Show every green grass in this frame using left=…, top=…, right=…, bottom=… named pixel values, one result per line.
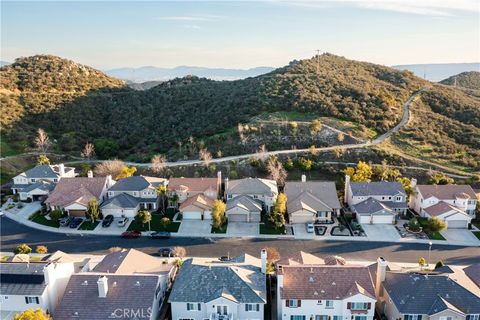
left=78, top=220, right=100, bottom=230
left=127, top=214, right=180, bottom=232
left=211, top=223, right=227, bottom=234
left=259, top=223, right=285, bottom=235
left=418, top=218, right=446, bottom=241
left=29, top=211, right=60, bottom=228
left=473, top=231, right=480, bottom=240
left=0, top=139, right=25, bottom=157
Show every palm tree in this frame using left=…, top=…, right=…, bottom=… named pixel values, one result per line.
left=155, top=185, right=168, bottom=214
left=138, top=209, right=152, bottom=232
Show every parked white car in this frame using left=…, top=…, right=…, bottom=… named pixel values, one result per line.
left=306, top=223, right=314, bottom=233
left=117, top=217, right=129, bottom=227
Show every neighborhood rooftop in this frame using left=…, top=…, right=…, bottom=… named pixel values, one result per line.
left=168, top=177, right=219, bottom=191
left=227, top=178, right=277, bottom=195
left=45, top=176, right=109, bottom=207
left=0, top=262, right=47, bottom=296
left=108, top=175, right=165, bottom=191
left=285, top=181, right=341, bottom=210
left=350, top=181, right=406, bottom=196
left=93, top=248, right=173, bottom=274
left=416, top=184, right=477, bottom=199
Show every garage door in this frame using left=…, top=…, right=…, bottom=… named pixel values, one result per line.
left=69, top=210, right=86, bottom=217
left=446, top=220, right=467, bottom=229
left=182, top=211, right=202, bottom=220
left=372, top=215, right=394, bottom=224
left=228, top=213, right=248, bottom=222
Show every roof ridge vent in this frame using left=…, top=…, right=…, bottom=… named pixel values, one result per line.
left=309, top=276, right=315, bottom=282
left=135, top=281, right=140, bottom=287
left=82, top=280, right=88, bottom=286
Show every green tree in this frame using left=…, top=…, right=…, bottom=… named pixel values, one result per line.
left=429, top=172, right=454, bottom=185
left=418, top=257, right=426, bottom=270
left=211, top=200, right=227, bottom=229
left=117, top=166, right=137, bottom=180
left=284, top=157, right=294, bottom=171
left=289, top=121, right=298, bottom=135
left=14, top=244, right=32, bottom=254
left=408, top=218, right=421, bottom=232
left=14, top=309, right=51, bottom=320
left=428, top=217, right=447, bottom=232
left=344, top=161, right=373, bottom=182
left=80, top=164, right=92, bottom=177
left=94, top=138, right=119, bottom=159
left=155, top=185, right=168, bottom=212
left=309, top=119, right=322, bottom=135
left=397, top=177, right=413, bottom=196
left=434, top=260, right=445, bottom=269
left=36, top=155, right=50, bottom=165
left=267, top=211, right=286, bottom=230
left=298, top=157, right=313, bottom=171
left=86, top=198, right=101, bottom=222
left=137, top=209, right=152, bottom=231
left=228, top=170, right=238, bottom=179
left=49, top=209, right=63, bottom=222
left=35, top=245, right=48, bottom=254
left=161, top=217, right=171, bottom=229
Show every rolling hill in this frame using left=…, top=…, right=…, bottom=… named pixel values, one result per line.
left=440, top=71, right=480, bottom=90
left=1, top=54, right=479, bottom=172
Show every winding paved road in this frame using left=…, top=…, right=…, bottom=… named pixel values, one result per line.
left=1, top=217, right=479, bottom=264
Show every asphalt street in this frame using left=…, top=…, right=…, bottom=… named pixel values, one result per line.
left=1, top=217, right=479, bottom=264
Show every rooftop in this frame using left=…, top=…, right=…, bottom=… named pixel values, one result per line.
left=350, top=181, right=406, bottom=197
left=285, top=181, right=341, bottom=212
left=417, top=184, right=477, bottom=200
left=226, top=178, right=277, bottom=196
left=0, top=262, right=47, bottom=295
left=108, top=175, right=165, bottom=192
left=45, top=176, right=109, bottom=207
left=168, top=177, right=218, bottom=192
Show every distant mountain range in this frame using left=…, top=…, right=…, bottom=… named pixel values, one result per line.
left=105, top=65, right=275, bottom=82
left=393, top=63, right=480, bottom=82
left=0, top=61, right=11, bottom=67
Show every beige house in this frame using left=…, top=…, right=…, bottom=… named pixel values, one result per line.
left=168, top=175, right=220, bottom=204
left=179, top=194, right=215, bottom=220
left=225, top=195, right=263, bottom=222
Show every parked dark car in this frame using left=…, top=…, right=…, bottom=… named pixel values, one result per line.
left=158, top=247, right=174, bottom=257
left=149, top=231, right=171, bottom=239
left=121, top=230, right=142, bottom=238
left=102, top=215, right=114, bottom=228
left=219, top=256, right=231, bottom=262
left=69, top=218, right=83, bottom=229
left=59, top=217, right=73, bottom=227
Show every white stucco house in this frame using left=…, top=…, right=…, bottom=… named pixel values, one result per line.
left=225, top=195, right=263, bottom=222
left=409, top=184, right=477, bottom=229
left=11, top=164, right=76, bottom=201
left=169, top=252, right=267, bottom=320
left=225, top=177, right=278, bottom=211
left=0, top=258, right=75, bottom=319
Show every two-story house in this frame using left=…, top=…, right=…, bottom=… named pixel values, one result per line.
left=225, top=177, right=278, bottom=212
left=0, top=258, right=75, bottom=318
left=285, top=176, right=342, bottom=224
left=277, top=262, right=377, bottom=320
left=101, top=175, right=166, bottom=218
left=169, top=252, right=267, bottom=320
left=409, top=184, right=477, bottom=229
left=373, top=257, right=480, bottom=320
left=11, top=164, right=76, bottom=201
left=345, top=176, right=408, bottom=224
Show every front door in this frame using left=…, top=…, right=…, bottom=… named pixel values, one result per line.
left=216, top=305, right=228, bottom=315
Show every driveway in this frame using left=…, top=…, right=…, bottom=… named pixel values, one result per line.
left=292, top=224, right=315, bottom=239
left=178, top=220, right=212, bottom=236
left=227, top=222, right=259, bottom=236
left=2, top=201, right=42, bottom=219
left=441, top=229, right=480, bottom=246
left=362, top=224, right=401, bottom=242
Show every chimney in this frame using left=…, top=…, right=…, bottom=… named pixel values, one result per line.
left=224, top=177, right=229, bottom=198
left=344, top=175, right=351, bottom=204
left=261, top=249, right=267, bottom=274
left=106, top=175, right=114, bottom=187
left=217, top=171, right=222, bottom=197
left=301, top=174, right=306, bottom=183
left=375, top=257, right=387, bottom=298
left=87, top=170, right=93, bottom=178
left=97, top=276, right=108, bottom=298
left=410, top=178, right=417, bottom=189
left=59, top=163, right=65, bottom=176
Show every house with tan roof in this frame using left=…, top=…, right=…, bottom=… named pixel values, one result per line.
left=225, top=177, right=278, bottom=211
left=45, top=175, right=114, bottom=217
left=225, top=194, right=263, bottom=222
left=410, top=184, right=477, bottom=229
left=179, top=194, right=215, bottom=220
left=168, top=174, right=221, bottom=204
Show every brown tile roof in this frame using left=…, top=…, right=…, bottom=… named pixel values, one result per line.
left=46, top=177, right=108, bottom=207
left=276, top=251, right=325, bottom=267
left=93, top=249, right=174, bottom=275
left=464, top=264, right=480, bottom=288
left=168, top=177, right=218, bottom=193
left=179, top=194, right=215, bottom=211
left=280, top=265, right=375, bottom=300
left=417, top=185, right=476, bottom=200
left=423, top=201, right=467, bottom=217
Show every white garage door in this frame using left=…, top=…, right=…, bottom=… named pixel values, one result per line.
left=228, top=213, right=248, bottom=222
left=182, top=211, right=202, bottom=220
left=446, top=220, right=467, bottom=229
left=204, top=210, right=212, bottom=220
left=358, top=215, right=393, bottom=224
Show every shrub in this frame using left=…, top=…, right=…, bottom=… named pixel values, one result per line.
left=49, top=209, right=63, bottom=222
left=173, top=246, right=187, bottom=258
left=14, top=244, right=32, bottom=254
left=408, top=218, right=421, bottom=231
left=35, top=245, right=48, bottom=254
left=428, top=217, right=447, bottom=232
left=435, top=261, right=445, bottom=269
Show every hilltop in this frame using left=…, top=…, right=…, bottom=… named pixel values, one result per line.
left=1, top=54, right=479, bottom=173
left=440, top=71, right=480, bottom=90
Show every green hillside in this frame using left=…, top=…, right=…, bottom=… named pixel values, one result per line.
left=440, top=71, right=480, bottom=90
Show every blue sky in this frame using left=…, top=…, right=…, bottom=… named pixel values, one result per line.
left=1, top=1, right=479, bottom=69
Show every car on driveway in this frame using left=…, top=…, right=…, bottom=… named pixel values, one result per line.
left=117, top=217, right=129, bottom=227
left=306, top=223, right=314, bottom=233
left=149, top=231, right=171, bottom=239
left=69, top=218, right=83, bottom=229
left=59, top=217, right=73, bottom=227
left=157, top=247, right=174, bottom=257
left=102, top=215, right=114, bottom=228
left=121, top=230, right=142, bottom=238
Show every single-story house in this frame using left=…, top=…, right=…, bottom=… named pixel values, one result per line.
left=423, top=201, right=472, bottom=229
left=100, top=193, right=141, bottom=218
left=179, top=194, right=214, bottom=220
left=18, top=180, right=55, bottom=202
left=225, top=195, right=263, bottom=222
left=351, top=198, right=396, bottom=224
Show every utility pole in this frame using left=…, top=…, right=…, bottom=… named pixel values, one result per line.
left=316, top=49, right=320, bottom=74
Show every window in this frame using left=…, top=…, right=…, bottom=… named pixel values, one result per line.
left=25, top=296, right=39, bottom=304
left=396, top=196, right=402, bottom=201
left=317, top=300, right=323, bottom=305
left=317, top=211, right=327, bottom=218
left=245, top=304, right=260, bottom=312
left=404, top=315, right=422, bottom=320
left=333, top=316, right=342, bottom=320
left=382, top=196, right=385, bottom=200
left=350, top=302, right=369, bottom=310
left=355, top=317, right=367, bottom=320
left=439, top=317, right=453, bottom=320
left=325, top=300, right=334, bottom=308
left=290, top=316, right=306, bottom=320
left=253, top=195, right=259, bottom=199
left=53, top=179, right=58, bottom=182
left=315, top=316, right=328, bottom=320
left=31, top=179, right=36, bottom=183
left=227, top=194, right=232, bottom=199
left=186, top=303, right=201, bottom=311
left=286, top=300, right=301, bottom=308
left=467, top=316, right=480, bottom=320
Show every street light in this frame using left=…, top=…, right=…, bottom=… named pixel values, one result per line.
left=427, top=241, right=433, bottom=267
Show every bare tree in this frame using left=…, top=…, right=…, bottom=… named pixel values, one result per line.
left=256, top=144, right=268, bottom=162
left=199, top=148, right=212, bottom=167
left=81, top=142, right=95, bottom=161
left=151, top=154, right=167, bottom=174
left=238, top=123, right=247, bottom=145
left=266, top=156, right=288, bottom=186
left=173, top=246, right=187, bottom=258
left=34, top=128, right=51, bottom=154
left=94, top=159, right=125, bottom=178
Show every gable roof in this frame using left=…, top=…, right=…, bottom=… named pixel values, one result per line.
left=20, top=164, right=75, bottom=179
left=21, top=180, right=55, bottom=193
left=280, top=265, right=376, bottom=300
left=417, top=184, right=476, bottom=200
left=383, top=272, right=480, bottom=315
left=93, top=249, right=174, bottom=275
left=46, top=177, right=108, bottom=207
left=179, top=194, right=215, bottom=211
left=168, top=177, right=218, bottom=193
left=226, top=195, right=263, bottom=212
left=423, top=201, right=470, bottom=218
left=227, top=178, right=277, bottom=196
left=464, top=264, right=480, bottom=288
left=276, top=251, right=325, bottom=267
left=352, top=198, right=394, bottom=215
left=169, top=255, right=266, bottom=304
left=285, top=181, right=341, bottom=212
left=54, top=273, right=159, bottom=320
left=350, top=181, right=406, bottom=197
left=108, top=175, right=165, bottom=192
left=0, top=262, right=47, bottom=295
left=100, top=193, right=140, bottom=209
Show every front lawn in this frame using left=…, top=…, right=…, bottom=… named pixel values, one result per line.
left=78, top=220, right=100, bottom=230
left=473, top=231, right=480, bottom=240
left=29, top=211, right=59, bottom=228
left=418, top=218, right=446, bottom=240
left=127, top=215, right=180, bottom=232
left=260, top=223, right=285, bottom=235
left=211, top=223, right=228, bottom=234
